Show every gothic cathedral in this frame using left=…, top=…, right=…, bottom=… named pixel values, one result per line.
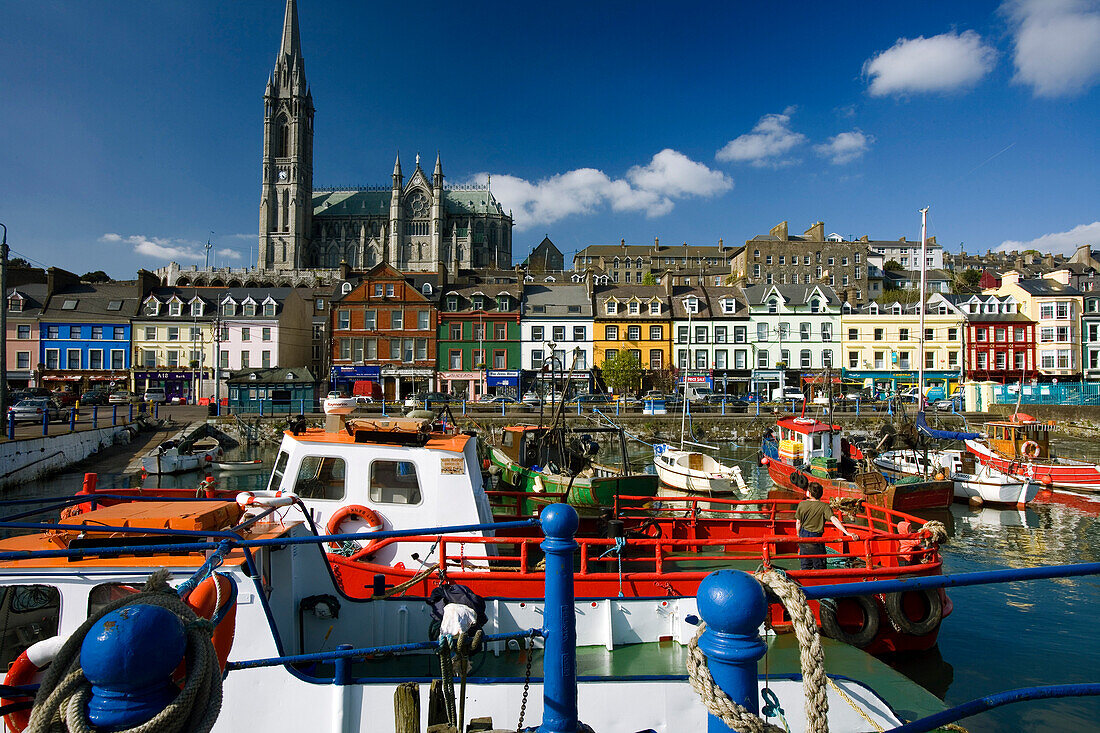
left=258, top=0, right=513, bottom=274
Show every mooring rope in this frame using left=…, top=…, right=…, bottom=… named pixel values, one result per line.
left=687, top=569, right=829, bottom=733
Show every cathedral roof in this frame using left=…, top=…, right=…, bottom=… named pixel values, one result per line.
left=311, top=188, right=509, bottom=219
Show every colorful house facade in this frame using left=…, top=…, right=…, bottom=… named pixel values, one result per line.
left=743, top=284, right=841, bottom=397
left=593, top=285, right=671, bottom=392
left=437, top=284, right=522, bottom=399
left=520, top=283, right=595, bottom=396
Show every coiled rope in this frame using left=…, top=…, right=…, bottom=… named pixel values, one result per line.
left=687, top=569, right=829, bottom=733
left=26, top=569, right=222, bottom=733
left=920, top=520, right=948, bottom=545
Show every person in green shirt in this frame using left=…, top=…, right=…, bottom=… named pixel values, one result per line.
left=795, top=482, right=856, bottom=570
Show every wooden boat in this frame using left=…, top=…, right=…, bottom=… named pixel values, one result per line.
left=488, top=424, right=659, bottom=514
left=966, top=413, right=1100, bottom=492
left=873, top=448, right=1039, bottom=507
left=0, top=498, right=949, bottom=732
left=140, top=437, right=222, bottom=475
left=761, top=416, right=954, bottom=512
left=652, top=443, right=746, bottom=498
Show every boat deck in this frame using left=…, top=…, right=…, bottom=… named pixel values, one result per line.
left=308, top=634, right=946, bottom=723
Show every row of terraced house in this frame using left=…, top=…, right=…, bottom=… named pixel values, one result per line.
left=5, top=257, right=1099, bottom=405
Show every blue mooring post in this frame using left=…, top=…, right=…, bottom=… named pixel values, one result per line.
left=81, top=604, right=186, bottom=729
left=92, top=406, right=98, bottom=429
left=259, top=400, right=264, bottom=417
left=69, top=408, right=76, bottom=432
left=539, top=503, right=580, bottom=733
left=112, top=405, right=118, bottom=426
left=696, top=570, right=769, bottom=731
left=42, top=409, right=48, bottom=436
left=154, top=402, right=159, bottom=419
left=6, top=412, right=14, bottom=440
left=333, top=643, right=353, bottom=685
left=128, top=403, right=133, bottom=422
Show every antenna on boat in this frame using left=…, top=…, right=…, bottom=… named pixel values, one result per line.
left=918, top=206, right=930, bottom=477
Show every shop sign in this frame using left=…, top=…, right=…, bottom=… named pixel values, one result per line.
left=440, top=371, right=481, bottom=380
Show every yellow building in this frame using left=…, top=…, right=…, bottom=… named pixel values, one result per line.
left=983, top=270, right=1083, bottom=379
left=840, top=295, right=963, bottom=393
left=593, top=286, right=671, bottom=388
left=132, top=290, right=220, bottom=401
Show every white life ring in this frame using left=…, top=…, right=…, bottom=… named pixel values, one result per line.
left=2, top=636, right=65, bottom=732
left=235, top=490, right=299, bottom=509
left=1021, top=440, right=1040, bottom=459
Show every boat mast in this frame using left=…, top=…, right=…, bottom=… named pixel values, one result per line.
left=680, top=301, right=691, bottom=450
left=918, top=206, right=929, bottom=410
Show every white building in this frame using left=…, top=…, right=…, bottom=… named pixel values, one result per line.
left=520, top=283, right=594, bottom=394
left=743, top=284, right=841, bottom=396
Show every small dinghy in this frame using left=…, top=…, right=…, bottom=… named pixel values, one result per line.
left=211, top=459, right=266, bottom=472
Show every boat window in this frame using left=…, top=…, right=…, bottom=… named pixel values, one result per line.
left=369, top=460, right=423, bottom=505
left=267, top=451, right=290, bottom=492
left=88, top=583, right=138, bottom=618
left=293, top=456, right=347, bottom=500
left=0, top=585, right=61, bottom=666
left=502, top=431, right=514, bottom=448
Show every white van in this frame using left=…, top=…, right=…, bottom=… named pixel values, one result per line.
left=681, top=384, right=714, bottom=403
left=143, top=388, right=167, bottom=404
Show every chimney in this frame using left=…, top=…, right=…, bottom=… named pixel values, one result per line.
left=718, top=238, right=724, bottom=252
left=339, top=260, right=352, bottom=280
left=621, top=238, right=626, bottom=248
left=769, top=221, right=788, bottom=240
left=46, top=267, right=80, bottom=297
left=927, top=235, right=937, bottom=246
left=804, top=221, right=824, bottom=241
left=654, top=237, right=659, bottom=248
left=135, top=269, right=160, bottom=298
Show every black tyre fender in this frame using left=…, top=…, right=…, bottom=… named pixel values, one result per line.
left=791, top=471, right=808, bottom=490
left=818, top=595, right=880, bottom=648
left=884, top=589, right=943, bottom=636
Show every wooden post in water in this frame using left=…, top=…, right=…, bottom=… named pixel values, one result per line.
left=394, top=682, right=420, bottom=733
left=426, top=679, right=448, bottom=727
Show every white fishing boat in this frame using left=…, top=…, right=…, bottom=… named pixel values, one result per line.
left=873, top=449, right=1038, bottom=507
left=652, top=443, right=746, bottom=497
left=140, top=437, right=222, bottom=475
left=210, top=459, right=266, bottom=472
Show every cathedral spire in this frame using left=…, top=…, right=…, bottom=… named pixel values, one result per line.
left=393, top=153, right=402, bottom=181
left=279, top=0, right=302, bottom=61
left=433, top=152, right=444, bottom=189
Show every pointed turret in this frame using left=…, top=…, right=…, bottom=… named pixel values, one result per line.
left=392, top=153, right=403, bottom=188
left=279, top=0, right=302, bottom=61
left=433, top=152, right=444, bottom=188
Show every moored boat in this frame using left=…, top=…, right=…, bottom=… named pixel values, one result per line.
left=140, top=437, right=222, bottom=475
left=761, top=416, right=954, bottom=512
left=966, top=413, right=1100, bottom=492
left=874, top=448, right=1039, bottom=507
left=652, top=443, right=746, bottom=503
left=210, top=459, right=266, bottom=472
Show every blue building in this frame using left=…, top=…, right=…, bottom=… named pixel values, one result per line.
left=37, top=275, right=143, bottom=395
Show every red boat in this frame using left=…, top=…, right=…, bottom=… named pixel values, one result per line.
left=966, top=413, right=1100, bottom=492
left=761, top=416, right=954, bottom=512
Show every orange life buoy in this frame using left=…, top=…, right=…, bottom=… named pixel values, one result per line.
left=326, top=504, right=385, bottom=554
left=181, top=574, right=236, bottom=673
left=1021, top=440, right=1040, bottom=459
left=2, top=637, right=64, bottom=733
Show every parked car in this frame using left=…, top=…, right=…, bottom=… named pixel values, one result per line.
left=474, top=395, right=521, bottom=406
left=743, top=392, right=767, bottom=403
left=568, top=393, right=611, bottom=405
left=771, top=386, right=805, bottom=402
left=108, top=391, right=134, bottom=405
left=143, top=388, right=167, bottom=404
left=404, top=392, right=454, bottom=409
left=520, top=391, right=543, bottom=406
left=52, top=391, right=78, bottom=407
left=612, top=394, right=641, bottom=408
left=8, top=398, right=63, bottom=423
left=933, top=395, right=964, bottom=412
left=80, top=390, right=109, bottom=406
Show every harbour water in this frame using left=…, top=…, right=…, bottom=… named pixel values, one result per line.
left=9, top=436, right=1100, bottom=731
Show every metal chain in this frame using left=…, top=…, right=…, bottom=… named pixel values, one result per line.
left=516, top=633, right=535, bottom=732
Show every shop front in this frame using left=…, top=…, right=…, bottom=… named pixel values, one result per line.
left=486, top=369, right=521, bottom=398
left=439, top=370, right=483, bottom=400
left=842, top=369, right=962, bottom=396
left=329, top=365, right=382, bottom=398
left=380, top=365, right=435, bottom=402
left=712, top=370, right=752, bottom=397
left=133, top=369, right=211, bottom=403
left=751, top=368, right=798, bottom=398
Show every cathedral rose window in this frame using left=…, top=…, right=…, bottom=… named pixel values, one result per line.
left=405, top=191, right=430, bottom=219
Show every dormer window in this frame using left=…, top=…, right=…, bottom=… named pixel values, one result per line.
left=810, top=299, right=821, bottom=314
left=606, top=301, right=618, bottom=315
left=221, top=301, right=236, bottom=316
left=721, top=299, right=735, bottom=314
left=421, top=283, right=433, bottom=296
left=263, top=302, right=276, bottom=317
left=684, top=297, right=698, bottom=314
left=242, top=300, right=257, bottom=317
left=190, top=301, right=204, bottom=317
left=628, top=301, right=640, bottom=315
left=144, top=300, right=160, bottom=316
left=892, top=304, right=902, bottom=315
left=649, top=301, right=660, bottom=315
left=498, top=295, right=509, bottom=310
left=473, top=297, right=484, bottom=310
left=447, top=296, right=459, bottom=311
left=168, top=301, right=182, bottom=317
left=868, top=303, right=879, bottom=314
left=8, top=295, right=23, bottom=313
left=341, top=282, right=352, bottom=295
left=842, top=302, right=853, bottom=314
left=768, top=298, right=778, bottom=314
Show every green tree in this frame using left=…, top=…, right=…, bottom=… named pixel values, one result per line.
left=877, top=287, right=921, bottom=305
left=960, top=268, right=981, bottom=287
left=81, top=270, right=111, bottom=282
left=601, top=351, right=643, bottom=395
left=884, top=259, right=903, bottom=271
left=650, top=365, right=679, bottom=395
left=8, top=257, right=33, bottom=268
left=641, top=271, right=657, bottom=285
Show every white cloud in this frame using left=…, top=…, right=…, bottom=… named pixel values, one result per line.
left=997, top=221, right=1100, bottom=255
left=863, top=31, right=997, bottom=96
left=715, top=110, right=806, bottom=167
left=477, top=149, right=732, bottom=230
left=1004, top=0, right=1100, bottom=97
left=814, top=130, right=874, bottom=164
left=100, top=232, right=237, bottom=262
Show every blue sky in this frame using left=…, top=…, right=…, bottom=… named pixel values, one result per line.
left=2, top=0, right=1099, bottom=277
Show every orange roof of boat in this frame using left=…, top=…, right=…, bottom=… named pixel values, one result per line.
left=0, top=501, right=293, bottom=570
left=285, top=425, right=472, bottom=453
left=777, top=417, right=841, bottom=434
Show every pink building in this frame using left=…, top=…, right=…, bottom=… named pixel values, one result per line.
left=5, top=284, right=47, bottom=388
left=216, top=289, right=312, bottom=373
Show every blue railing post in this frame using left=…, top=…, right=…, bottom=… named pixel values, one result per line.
left=42, top=409, right=49, bottom=436
left=696, top=570, right=769, bottom=730
left=463, top=399, right=467, bottom=416
left=259, top=401, right=264, bottom=417
left=92, top=406, right=98, bottom=429
left=112, top=405, right=118, bottom=426
left=128, top=403, right=133, bottom=422
left=856, top=398, right=860, bottom=417
left=722, top=399, right=726, bottom=416
left=501, top=399, right=506, bottom=417
left=381, top=399, right=387, bottom=417
left=333, top=644, right=353, bottom=685
left=7, top=412, right=14, bottom=440
left=539, top=503, right=580, bottom=733
left=154, top=402, right=159, bottom=419
left=69, top=407, right=76, bottom=432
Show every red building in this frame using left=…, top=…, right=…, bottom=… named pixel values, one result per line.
left=330, top=264, right=442, bottom=400
left=960, top=294, right=1037, bottom=383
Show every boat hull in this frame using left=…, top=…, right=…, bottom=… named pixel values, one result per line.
left=966, top=439, right=1100, bottom=492
left=491, top=448, right=658, bottom=513
left=766, top=459, right=953, bottom=512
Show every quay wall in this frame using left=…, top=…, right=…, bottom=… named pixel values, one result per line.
left=0, top=424, right=139, bottom=490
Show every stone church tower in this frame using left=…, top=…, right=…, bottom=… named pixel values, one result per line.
left=258, top=0, right=314, bottom=271
left=256, top=0, right=512, bottom=274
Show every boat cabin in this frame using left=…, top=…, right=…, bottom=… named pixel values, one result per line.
left=772, top=417, right=843, bottom=467
left=984, top=414, right=1053, bottom=460
left=266, top=417, right=492, bottom=566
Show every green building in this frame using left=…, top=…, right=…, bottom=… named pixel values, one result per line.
left=438, top=284, right=523, bottom=399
